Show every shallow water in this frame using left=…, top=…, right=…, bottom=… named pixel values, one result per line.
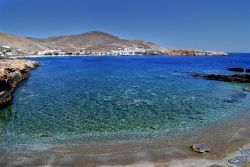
left=0, top=54, right=250, bottom=150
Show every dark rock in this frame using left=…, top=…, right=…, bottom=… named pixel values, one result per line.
left=228, top=68, right=244, bottom=72
left=223, top=92, right=247, bottom=103
left=190, top=144, right=210, bottom=153
left=245, top=69, right=250, bottom=73
left=150, top=124, right=160, bottom=130
left=239, top=148, right=250, bottom=156
left=0, top=79, right=10, bottom=92
left=228, top=155, right=248, bottom=166
left=0, top=91, right=12, bottom=109
left=192, top=74, right=250, bottom=83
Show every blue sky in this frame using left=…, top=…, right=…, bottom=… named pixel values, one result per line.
left=0, top=0, right=249, bottom=52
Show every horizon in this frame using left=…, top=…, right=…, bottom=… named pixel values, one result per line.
left=0, top=0, right=250, bottom=52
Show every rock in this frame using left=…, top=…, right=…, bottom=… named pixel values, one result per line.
left=192, top=74, right=250, bottom=83
left=150, top=124, right=160, bottom=130
left=206, top=165, right=223, bottom=167
left=190, top=144, right=210, bottom=153
left=239, top=148, right=250, bottom=156
left=0, top=79, right=9, bottom=92
left=244, top=86, right=250, bottom=92
left=0, top=91, right=12, bottom=109
left=224, top=92, right=247, bottom=103
left=245, top=69, right=250, bottom=73
left=25, top=61, right=39, bottom=69
left=168, top=49, right=227, bottom=56
left=0, top=59, right=38, bottom=110
left=228, top=68, right=244, bottom=72
left=228, top=155, right=248, bottom=166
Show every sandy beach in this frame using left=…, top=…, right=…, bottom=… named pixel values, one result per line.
left=1, top=106, right=250, bottom=167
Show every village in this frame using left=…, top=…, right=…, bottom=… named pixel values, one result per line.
left=0, top=45, right=227, bottom=58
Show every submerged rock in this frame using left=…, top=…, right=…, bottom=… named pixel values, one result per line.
left=224, top=92, right=247, bottom=103
left=228, top=155, right=248, bottom=166
left=228, top=68, right=244, bottom=72
left=150, top=124, right=160, bottom=130
left=190, top=144, right=210, bottom=153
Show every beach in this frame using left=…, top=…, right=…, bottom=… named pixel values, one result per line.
left=1, top=106, right=250, bottom=166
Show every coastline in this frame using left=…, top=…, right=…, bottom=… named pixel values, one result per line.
left=15, top=53, right=228, bottom=59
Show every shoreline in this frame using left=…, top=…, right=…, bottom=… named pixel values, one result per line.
left=1, top=105, right=250, bottom=166
left=15, top=54, right=229, bottom=59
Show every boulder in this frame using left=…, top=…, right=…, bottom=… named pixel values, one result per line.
left=0, top=79, right=9, bottom=92
left=190, top=144, right=210, bottom=153
left=228, top=68, right=244, bottom=72
left=228, top=155, right=248, bottom=166
left=150, top=124, right=160, bottom=130
left=25, top=61, right=39, bottom=69
left=239, top=148, right=250, bottom=156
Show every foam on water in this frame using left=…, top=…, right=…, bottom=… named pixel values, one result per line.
left=0, top=54, right=250, bottom=149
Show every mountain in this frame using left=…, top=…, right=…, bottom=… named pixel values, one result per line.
left=27, top=31, right=164, bottom=52
left=0, top=31, right=227, bottom=56
left=0, top=31, right=163, bottom=52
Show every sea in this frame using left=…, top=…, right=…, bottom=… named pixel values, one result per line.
left=0, top=53, right=250, bottom=151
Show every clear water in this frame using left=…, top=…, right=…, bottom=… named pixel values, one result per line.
left=0, top=53, right=250, bottom=148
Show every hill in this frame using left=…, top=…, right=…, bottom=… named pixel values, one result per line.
left=27, top=31, right=163, bottom=51
left=0, top=31, right=226, bottom=56
left=0, top=33, right=48, bottom=51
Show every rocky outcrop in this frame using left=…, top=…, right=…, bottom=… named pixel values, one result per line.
left=167, top=49, right=227, bottom=56
left=0, top=59, right=38, bottom=109
left=227, top=67, right=250, bottom=73
left=192, top=74, right=250, bottom=83
left=192, top=74, right=250, bottom=92
left=228, top=68, right=244, bottom=72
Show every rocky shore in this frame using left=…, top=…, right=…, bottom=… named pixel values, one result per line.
left=192, top=74, right=250, bottom=83
left=192, top=67, right=250, bottom=92
left=0, top=58, right=38, bottom=109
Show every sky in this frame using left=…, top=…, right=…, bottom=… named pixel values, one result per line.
left=0, top=0, right=249, bottom=52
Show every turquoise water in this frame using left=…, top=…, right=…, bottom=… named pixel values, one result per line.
left=0, top=54, right=250, bottom=148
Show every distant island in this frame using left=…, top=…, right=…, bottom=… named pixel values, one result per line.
left=0, top=31, right=227, bottom=57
